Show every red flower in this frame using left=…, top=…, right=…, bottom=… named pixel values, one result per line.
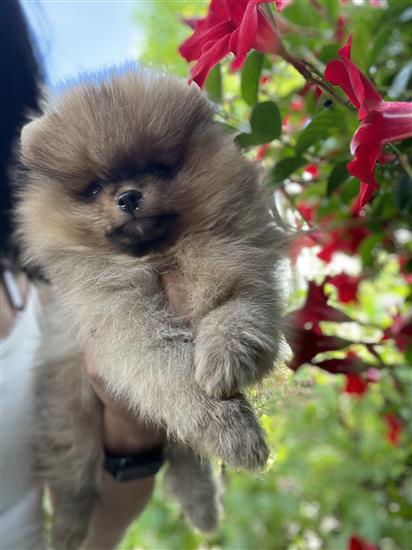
left=273, top=0, right=291, bottom=9
left=303, top=164, right=319, bottom=180
left=296, top=201, right=316, bottom=224
left=256, top=143, right=270, bottom=160
left=345, top=373, right=369, bottom=395
left=384, top=413, right=402, bottom=446
left=313, top=353, right=365, bottom=375
left=399, top=255, right=412, bottom=284
left=348, top=535, right=378, bottom=550
left=335, top=15, right=347, bottom=42
left=179, top=0, right=285, bottom=87
left=287, top=281, right=354, bottom=369
left=325, top=36, right=412, bottom=212
left=290, top=95, right=304, bottom=112
left=383, top=314, right=412, bottom=352
left=327, top=273, right=361, bottom=303
left=287, top=326, right=351, bottom=370
left=260, top=74, right=271, bottom=85
left=294, top=280, right=353, bottom=332
left=289, top=234, right=318, bottom=263
left=317, top=223, right=368, bottom=263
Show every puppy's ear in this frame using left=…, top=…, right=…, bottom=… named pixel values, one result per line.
left=20, top=117, right=46, bottom=169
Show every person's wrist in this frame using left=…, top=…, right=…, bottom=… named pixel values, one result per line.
left=102, top=409, right=165, bottom=456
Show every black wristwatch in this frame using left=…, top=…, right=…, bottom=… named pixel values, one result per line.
left=104, top=446, right=164, bottom=482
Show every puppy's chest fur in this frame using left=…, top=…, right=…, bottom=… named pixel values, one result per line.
left=52, top=237, right=241, bottom=345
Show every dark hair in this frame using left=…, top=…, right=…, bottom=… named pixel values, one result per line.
left=0, top=1, right=42, bottom=259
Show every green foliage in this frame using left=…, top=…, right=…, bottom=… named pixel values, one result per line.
left=241, top=51, right=264, bottom=107
left=205, top=64, right=223, bottom=104
left=120, top=365, right=411, bottom=550
left=124, top=1, right=412, bottom=548
left=271, top=157, right=307, bottom=185
left=327, top=162, right=351, bottom=196
left=295, top=107, right=344, bottom=156
left=236, top=101, right=281, bottom=147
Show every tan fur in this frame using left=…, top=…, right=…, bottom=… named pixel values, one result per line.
left=15, top=67, right=286, bottom=548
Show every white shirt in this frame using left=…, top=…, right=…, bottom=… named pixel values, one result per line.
left=1, top=287, right=45, bottom=549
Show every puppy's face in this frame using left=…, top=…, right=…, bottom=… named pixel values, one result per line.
left=18, top=69, right=258, bottom=260
left=78, top=163, right=179, bottom=256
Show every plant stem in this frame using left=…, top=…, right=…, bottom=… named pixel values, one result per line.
left=281, top=51, right=353, bottom=110
left=388, top=144, right=412, bottom=179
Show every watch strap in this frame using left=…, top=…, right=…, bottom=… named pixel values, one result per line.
left=104, top=445, right=164, bottom=482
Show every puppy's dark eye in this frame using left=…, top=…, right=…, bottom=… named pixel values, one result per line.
left=148, top=163, right=174, bottom=179
left=84, top=181, right=104, bottom=198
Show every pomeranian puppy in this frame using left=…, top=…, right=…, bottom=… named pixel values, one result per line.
left=16, top=67, right=285, bottom=548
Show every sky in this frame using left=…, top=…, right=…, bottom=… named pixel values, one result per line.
left=22, top=1, right=144, bottom=87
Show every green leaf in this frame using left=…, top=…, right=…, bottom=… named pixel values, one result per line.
left=318, top=43, right=340, bottom=64
left=327, top=162, right=350, bottom=196
left=340, top=177, right=360, bottom=203
left=369, top=26, right=392, bottom=66
left=270, top=157, right=306, bottom=185
left=205, top=64, right=222, bottom=104
left=296, top=108, right=341, bottom=155
left=250, top=101, right=281, bottom=139
left=241, top=51, right=264, bottom=107
left=358, top=234, right=383, bottom=267
left=236, top=101, right=281, bottom=147
left=235, top=133, right=265, bottom=147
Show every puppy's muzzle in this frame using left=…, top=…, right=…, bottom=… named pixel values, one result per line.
left=117, top=190, right=142, bottom=214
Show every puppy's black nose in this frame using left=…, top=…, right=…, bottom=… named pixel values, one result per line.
left=117, top=190, right=142, bottom=213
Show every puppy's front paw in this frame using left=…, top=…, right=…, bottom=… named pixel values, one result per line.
left=194, top=329, right=263, bottom=399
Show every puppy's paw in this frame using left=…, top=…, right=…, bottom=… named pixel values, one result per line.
left=194, top=329, right=263, bottom=399
left=199, top=396, right=269, bottom=471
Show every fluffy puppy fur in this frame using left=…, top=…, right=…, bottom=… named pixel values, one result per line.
left=16, top=67, right=285, bottom=548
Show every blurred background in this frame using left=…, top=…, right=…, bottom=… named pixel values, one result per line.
left=21, top=1, right=411, bottom=549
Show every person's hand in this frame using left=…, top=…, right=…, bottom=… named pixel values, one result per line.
left=85, top=343, right=165, bottom=455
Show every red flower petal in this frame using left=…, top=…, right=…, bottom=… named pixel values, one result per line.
left=235, top=0, right=259, bottom=57
left=296, top=201, right=315, bottom=224
left=274, top=0, right=291, bottom=9
left=327, top=273, right=361, bottom=303
left=313, top=353, right=365, bottom=375
left=189, top=35, right=232, bottom=88
left=335, top=15, right=347, bottom=42
left=287, top=326, right=351, bottom=370
left=289, top=234, right=318, bottom=263
left=317, top=224, right=368, bottom=263
left=303, top=163, right=319, bottom=179
left=336, top=36, right=382, bottom=119
left=384, top=314, right=412, bottom=352
left=345, top=373, right=369, bottom=395
left=256, top=143, right=270, bottom=160
left=348, top=535, right=379, bottom=550
left=294, top=280, right=353, bottom=328
left=384, top=413, right=402, bottom=446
